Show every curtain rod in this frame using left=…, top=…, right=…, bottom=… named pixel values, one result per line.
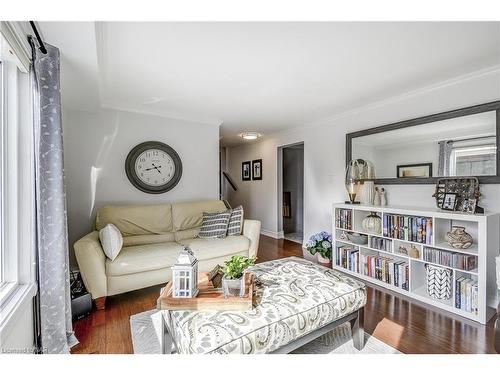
left=29, top=21, right=47, bottom=54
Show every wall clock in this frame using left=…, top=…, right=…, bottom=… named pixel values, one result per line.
left=125, top=141, right=182, bottom=194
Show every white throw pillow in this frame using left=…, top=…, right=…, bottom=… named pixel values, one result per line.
left=99, top=223, right=123, bottom=261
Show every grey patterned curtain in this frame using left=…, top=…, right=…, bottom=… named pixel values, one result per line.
left=437, top=140, right=454, bottom=176
left=31, top=40, right=78, bottom=353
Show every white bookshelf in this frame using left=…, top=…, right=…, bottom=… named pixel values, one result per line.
left=332, top=203, right=499, bottom=324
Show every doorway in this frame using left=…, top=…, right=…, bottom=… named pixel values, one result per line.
left=278, top=142, right=304, bottom=244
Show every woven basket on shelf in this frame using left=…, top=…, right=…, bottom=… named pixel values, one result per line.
left=426, top=264, right=452, bottom=300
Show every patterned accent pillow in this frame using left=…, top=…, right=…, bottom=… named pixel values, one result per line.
left=198, top=211, right=231, bottom=238
left=227, top=205, right=244, bottom=236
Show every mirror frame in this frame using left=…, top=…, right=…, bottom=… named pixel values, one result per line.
left=346, top=100, right=500, bottom=184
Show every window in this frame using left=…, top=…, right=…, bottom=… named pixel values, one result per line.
left=449, top=143, right=497, bottom=177
left=0, top=31, right=35, bottom=310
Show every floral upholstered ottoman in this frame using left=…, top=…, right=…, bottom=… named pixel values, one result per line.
left=160, top=257, right=366, bottom=354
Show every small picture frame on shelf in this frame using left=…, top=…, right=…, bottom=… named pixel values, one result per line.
left=460, top=198, right=477, bottom=214
left=441, top=193, right=458, bottom=211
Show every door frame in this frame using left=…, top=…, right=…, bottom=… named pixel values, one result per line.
left=277, top=141, right=304, bottom=240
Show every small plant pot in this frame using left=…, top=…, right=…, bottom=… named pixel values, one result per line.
left=317, top=254, right=331, bottom=267
left=302, top=246, right=318, bottom=263
left=222, top=275, right=245, bottom=298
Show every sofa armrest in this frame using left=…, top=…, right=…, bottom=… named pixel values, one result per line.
left=243, top=219, right=261, bottom=258
left=74, top=231, right=107, bottom=299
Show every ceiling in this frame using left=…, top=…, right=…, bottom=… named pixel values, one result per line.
left=38, top=22, right=500, bottom=146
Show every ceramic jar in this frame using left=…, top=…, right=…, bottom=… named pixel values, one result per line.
left=446, top=226, right=473, bottom=249
left=362, top=212, right=382, bottom=234
left=360, top=181, right=375, bottom=205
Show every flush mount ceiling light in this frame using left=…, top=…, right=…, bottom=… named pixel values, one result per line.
left=240, top=132, right=261, bottom=140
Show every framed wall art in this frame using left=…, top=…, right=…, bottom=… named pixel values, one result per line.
left=252, top=159, right=262, bottom=180
left=242, top=161, right=251, bottom=181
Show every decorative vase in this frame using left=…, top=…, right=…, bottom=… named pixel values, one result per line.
left=446, top=226, right=473, bottom=249
left=360, top=181, right=375, bottom=205
left=222, top=275, right=245, bottom=298
left=302, top=246, right=318, bottom=263
left=317, top=254, right=331, bottom=267
left=409, top=245, right=420, bottom=259
left=362, top=212, right=382, bottom=234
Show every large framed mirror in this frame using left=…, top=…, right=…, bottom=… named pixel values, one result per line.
left=346, top=101, right=500, bottom=184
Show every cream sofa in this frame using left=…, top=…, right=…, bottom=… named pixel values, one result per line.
left=74, top=200, right=261, bottom=309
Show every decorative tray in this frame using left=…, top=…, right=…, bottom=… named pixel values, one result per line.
left=157, top=272, right=253, bottom=311
left=433, top=177, right=481, bottom=212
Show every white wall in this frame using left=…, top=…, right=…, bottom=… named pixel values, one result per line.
left=227, top=68, right=500, bottom=241
left=63, top=109, right=220, bottom=264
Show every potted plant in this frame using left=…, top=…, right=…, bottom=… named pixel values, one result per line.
left=222, top=255, right=256, bottom=298
left=304, top=231, right=332, bottom=267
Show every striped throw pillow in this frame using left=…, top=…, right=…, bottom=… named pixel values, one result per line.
left=198, top=211, right=231, bottom=238
left=227, top=205, right=244, bottom=236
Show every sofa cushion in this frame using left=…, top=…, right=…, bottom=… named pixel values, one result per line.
left=96, top=204, right=173, bottom=236
left=98, top=223, right=123, bottom=261
left=122, top=233, right=175, bottom=247
left=171, top=200, right=227, bottom=232
left=198, top=211, right=231, bottom=239
left=106, top=241, right=181, bottom=276
left=178, top=236, right=250, bottom=261
left=174, top=227, right=201, bottom=242
left=227, top=205, right=244, bottom=236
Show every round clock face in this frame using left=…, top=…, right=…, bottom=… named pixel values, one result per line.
left=135, top=149, right=175, bottom=186
left=125, top=142, right=182, bottom=194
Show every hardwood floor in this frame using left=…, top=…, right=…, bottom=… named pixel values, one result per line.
left=71, top=235, right=497, bottom=354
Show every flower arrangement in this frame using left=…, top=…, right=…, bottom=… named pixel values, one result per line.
left=305, top=231, right=332, bottom=259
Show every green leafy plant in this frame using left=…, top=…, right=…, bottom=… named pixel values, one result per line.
left=223, top=255, right=256, bottom=279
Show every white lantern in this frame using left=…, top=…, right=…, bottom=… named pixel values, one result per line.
left=172, top=246, right=199, bottom=298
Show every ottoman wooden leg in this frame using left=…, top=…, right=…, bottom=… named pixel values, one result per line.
left=350, top=307, right=365, bottom=350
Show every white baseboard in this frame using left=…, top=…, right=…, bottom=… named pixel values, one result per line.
left=260, top=229, right=284, bottom=239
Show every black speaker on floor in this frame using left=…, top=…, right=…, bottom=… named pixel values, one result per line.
left=70, top=271, right=92, bottom=321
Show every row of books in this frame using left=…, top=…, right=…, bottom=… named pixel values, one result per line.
left=383, top=214, right=433, bottom=244
left=335, top=209, right=352, bottom=230
left=423, top=247, right=477, bottom=271
left=360, top=254, right=409, bottom=291
left=370, top=236, right=392, bottom=252
left=335, top=245, right=359, bottom=273
left=455, top=277, right=478, bottom=314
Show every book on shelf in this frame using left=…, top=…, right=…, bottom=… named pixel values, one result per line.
left=455, top=276, right=478, bottom=314
left=423, top=247, right=477, bottom=271
left=370, top=236, right=391, bottom=252
left=335, top=245, right=359, bottom=273
left=335, top=209, right=352, bottom=230
left=383, top=214, right=433, bottom=244
left=359, top=253, right=409, bottom=291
